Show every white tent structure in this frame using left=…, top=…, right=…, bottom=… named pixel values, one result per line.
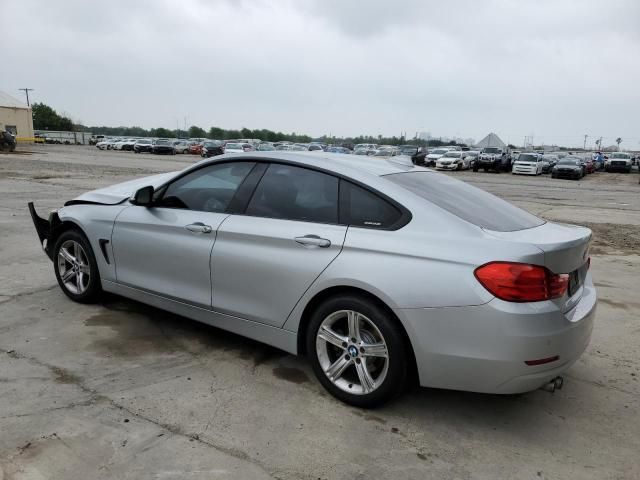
left=475, top=133, right=505, bottom=149
left=0, top=90, right=34, bottom=143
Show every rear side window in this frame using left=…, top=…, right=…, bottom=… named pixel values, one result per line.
left=340, top=181, right=402, bottom=229
left=246, top=164, right=339, bottom=223
left=386, top=172, right=545, bottom=232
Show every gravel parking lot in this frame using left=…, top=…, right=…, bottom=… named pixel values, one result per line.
left=1, top=145, right=639, bottom=480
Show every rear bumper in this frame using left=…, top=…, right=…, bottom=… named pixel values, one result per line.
left=396, top=275, right=596, bottom=394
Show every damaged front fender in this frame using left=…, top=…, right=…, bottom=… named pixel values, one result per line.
left=28, top=202, right=61, bottom=260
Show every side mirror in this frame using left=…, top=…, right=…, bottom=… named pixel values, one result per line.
left=131, top=186, right=154, bottom=207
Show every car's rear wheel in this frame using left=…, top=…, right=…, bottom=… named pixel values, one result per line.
left=306, top=295, right=408, bottom=408
left=53, top=230, right=102, bottom=304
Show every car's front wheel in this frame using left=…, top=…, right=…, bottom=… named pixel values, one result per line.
left=53, top=230, right=102, bottom=303
left=307, top=294, right=408, bottom=408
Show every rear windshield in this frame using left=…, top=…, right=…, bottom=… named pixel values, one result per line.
left=386, top=172, right=545, bottom=232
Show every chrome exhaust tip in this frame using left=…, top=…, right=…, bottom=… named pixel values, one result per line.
left=541, top=376, right=564, bottom=393
left=554, top=376, right=564, bottom=390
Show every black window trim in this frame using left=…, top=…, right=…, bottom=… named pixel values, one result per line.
left=150, top=157, right=412, bottom=230
left=151, top=160, right=259, bottom=213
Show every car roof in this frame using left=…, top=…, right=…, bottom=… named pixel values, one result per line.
left=205, top=151, right=420, bottom=180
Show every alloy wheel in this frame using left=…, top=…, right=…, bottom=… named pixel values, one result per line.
left=57, top=240, right=91, bottom=294
left=316, top=310, right=389, bottom=395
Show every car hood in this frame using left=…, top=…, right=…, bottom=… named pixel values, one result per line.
left=69, top=171, right=178, bottom=205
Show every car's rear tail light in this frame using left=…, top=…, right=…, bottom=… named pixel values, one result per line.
left=474, top=262, right=569, bottom=302
left=525, top=355, right=559, bottom=366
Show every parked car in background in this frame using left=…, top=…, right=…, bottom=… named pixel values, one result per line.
left=552, top=158, right=585, bottom=180
left=308, top=144, right=324, bottom=152
left=257, top=143, right=276, bottom=151
left=89, top=135, right=105, bottom=146
left=1, top=130, right=16, bottom=152
left=425, top=148, right=449, bottom=166
left=96, top=138, right=113, bottom=150
left=173, top=141, right=190, bottom=154
left=605, top=152, right=632, bottom=173
left=373, top=147, right=399, bottom=157
left=474, top=147, right=511, bottom=173
left=463, top=151, right=479, bottom=169
left=353, top=143, right=377, bottom=155
left=512, top=153, right=542, bottom=175
left=326, top=146, right=352, bottom=154
left=113, top=138, right=137, bottom=151
left=225, top=142, right=255, bottom=153
left=134, top=139, right=153, bottom=153
left=540, top=155, right=559, bottom=173
left=201, top=140, right=225, bottom=158
left=190, top=142, right=205, bottom=155
left=290, top=144, right=309, bottom=152
left=29, top=152, right=596, bottom=407
left=580, top=156, right=595, bottom=174
left=398, top=145, right=427, bottom=166
left=435, top=151, right=469, bottom=170
left=152, top=139, right=175, bottom=155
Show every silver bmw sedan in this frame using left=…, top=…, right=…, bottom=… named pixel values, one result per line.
left=29, top=152, right=596, bottom=407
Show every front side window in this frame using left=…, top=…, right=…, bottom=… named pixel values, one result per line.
left=246, top=164, right=338, bottom=223
left=159, top=162, right=255, bottom=212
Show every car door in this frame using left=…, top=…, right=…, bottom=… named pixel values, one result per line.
left=111, top=161, right=256, bottom=307
left=211, top=163, right=347, bottom=327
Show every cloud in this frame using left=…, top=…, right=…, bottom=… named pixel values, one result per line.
left=2, top=0, right=639, bottom=146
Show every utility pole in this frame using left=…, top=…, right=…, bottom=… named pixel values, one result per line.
left=583, top=134, right=588, bottom=151
left=19, top=88, right=34, bottom=106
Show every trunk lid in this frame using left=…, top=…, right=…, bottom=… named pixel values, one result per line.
left=484, top=221, right=591, bottom=274
left=484, top=221, right=592, bottom=310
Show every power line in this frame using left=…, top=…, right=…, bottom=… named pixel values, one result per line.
left=18, top=88, right=34, bottom=106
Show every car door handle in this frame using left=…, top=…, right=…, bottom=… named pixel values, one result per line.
left=185, top=222, right=213, bottom=234
left=294, top=235, right=331, bottom=248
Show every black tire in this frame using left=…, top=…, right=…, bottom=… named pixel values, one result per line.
left=483, top=167, right=488, bottom=172
left=473, top=166, right=478, bottom=172
left=306, top=294, right=408, bottom=408
left=53, top=229, right=102, bottom=304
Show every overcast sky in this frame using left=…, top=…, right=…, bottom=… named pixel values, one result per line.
left=2, top=0, right=639, bottom=147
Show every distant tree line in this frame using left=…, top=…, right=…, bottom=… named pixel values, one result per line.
left=32, top=102, right=468, bottom=147
left=32, top=103, right=75, bottom=131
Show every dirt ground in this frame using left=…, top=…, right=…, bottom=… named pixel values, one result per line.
left=1, top=145, right=639, bottom=480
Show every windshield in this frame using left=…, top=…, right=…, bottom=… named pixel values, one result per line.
left=518, top=154, right=538, bottom=162
left=431, top=149, right=448, bottom=155
left=226, top=143, right=243, bottom=149
left=482, top=147, right=501, bottom=154
left=137, top=139, right=151, bottom=144
left=443, top=152, right=461, bottom=158
left=558, top=159, right=580, bottom=165
left=386, top=172, right=545, bottom=232
left=155, top=140, right=170, bottom=145
left=258, top=144, right=275, bottom=151
left=611, top=153, right=630, bottom=159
